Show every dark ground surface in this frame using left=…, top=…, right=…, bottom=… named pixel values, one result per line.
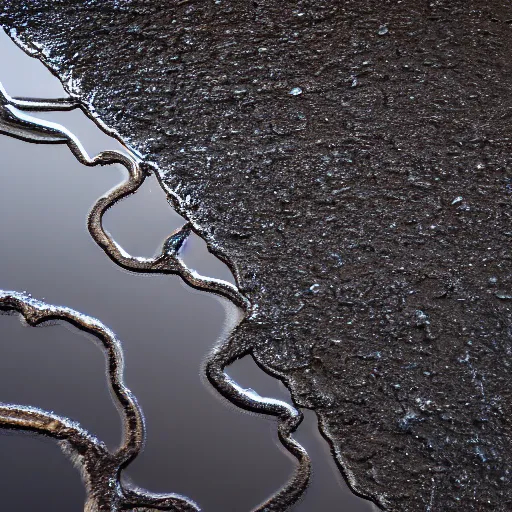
left=2, top=1, right=512, bottom=510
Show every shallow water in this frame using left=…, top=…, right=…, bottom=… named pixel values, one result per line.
left=0, top=431, right=85, bottom=510
left=0, top=28, right=375, bottom=511
left=0, top=33, right=294, bottom=510
left=0, top=129, right=295, bottom=511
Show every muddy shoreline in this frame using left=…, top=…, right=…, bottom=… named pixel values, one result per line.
left=3, top=1, right=512, bottom=509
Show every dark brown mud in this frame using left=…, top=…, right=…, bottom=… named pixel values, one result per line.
left=2, top=1, right=512, bottom=510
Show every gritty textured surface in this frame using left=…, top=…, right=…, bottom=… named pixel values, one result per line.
left=2, top=1, right=512, bottom=509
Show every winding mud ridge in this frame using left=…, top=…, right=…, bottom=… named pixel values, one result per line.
left=0, top=82, right=247, bottom=309
left=2, top=1, right=512, bottom=509
left=0, top=290, right=199, bottom=512
left=0, top=88, right=311, bottom=509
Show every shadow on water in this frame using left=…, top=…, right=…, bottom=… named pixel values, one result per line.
left=0, top=29, right=375, bottom=511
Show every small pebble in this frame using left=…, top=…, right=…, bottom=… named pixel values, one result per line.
left=378, top=25, right=389, bottom=36
left=289, top=87, right=303, bottom=96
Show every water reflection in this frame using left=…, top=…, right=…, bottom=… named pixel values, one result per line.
left=0, top=314, right=121, bottom=450
left=103, top=173, right=186, bottom=259
left=181, top=231, right=235, bottom=285
left=0, top=29, right=66, bottom=99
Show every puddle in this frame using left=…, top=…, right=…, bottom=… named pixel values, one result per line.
left=0, top=30, right=66, bottom=98
left=0, top=32, right=292, bottom=508
left=102, top=173, right=186, bottom=259
left=0, top=126, right=294, bottom=511
left=26, top=108, right=130, bottom=159
left=294, top=410, right=378, bottom=512
left=0, top=27, right=375, bottom=511
left=0, top=314, right=121, bottom=450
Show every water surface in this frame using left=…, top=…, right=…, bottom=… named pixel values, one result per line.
left=0, top=28, right=374, bottom=511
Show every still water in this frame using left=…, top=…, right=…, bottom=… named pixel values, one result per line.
left=0, top=29, right=375, bottom=511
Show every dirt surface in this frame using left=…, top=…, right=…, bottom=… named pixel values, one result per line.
left=2, top=1, right=512, bottom=510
